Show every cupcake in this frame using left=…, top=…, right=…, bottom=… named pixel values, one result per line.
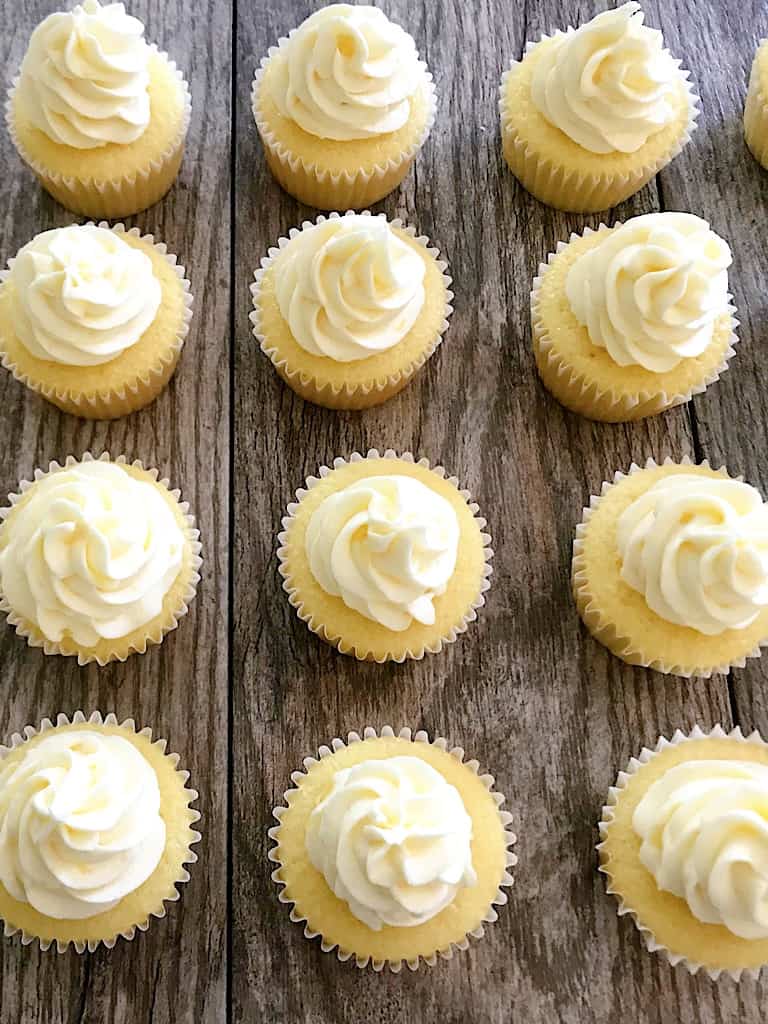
left=745, top=40, right=768, bottom=170
left=499, top=3, right=698, bottom=212
left=278, top=451, right=493, bottom=662
left=532, top=213, right=737, bottom=422
left=6, top=0, right=191, bottom=219
left=251, top=211, right=452, bottom=410
left=252, top=5, right=436, bottom=209
left=0, top=710, right=200, bottom=952
left=0, top=453, right=202, bottom=666
left=599, top=725, right=768, bottom=978
left=572, top=458, right=768, bottom=677
left=269, top=725, right=516, bottom=971
left=0, top=222, right=193, bottom=419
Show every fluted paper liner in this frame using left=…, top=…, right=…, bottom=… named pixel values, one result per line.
left=499, top=32, right=699, bottom=213
left=278, top=450, right=493, bottom=661
left=0, top=452, right=202, bottom=666
left=0, top=222, right=193, bottom=419
left=745, top=40, right=768, bottom=170
left=250, top=211, right=453, bottom=409
left=0, top=710, right=201, bottom=954
left=531, top=224, right=738, bottom=422
left=252, top=39, right=436, bottom=210
left=6, top=46, right=191, bottom=219
left=269, top=725, right=517, bottom=972
left=598, top=724, right=768, bottom=980
left=572, top=457, right=768, bottom=677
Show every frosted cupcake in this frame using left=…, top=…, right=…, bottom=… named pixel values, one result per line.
left=278, top=451, right=493, bottom=662
left=573, top=459, right=768, bottom=677
left=599, top=725, right=768, bottom=978
left=0, top=223, right=193, bottom=419
left=500, top=3, right=697, bottom=212
left=6, top=0, right=191, bottom=218
left=252, top=5, right=436, bottom=209
left=532, top=213, right=737, bottom=421
left=251, top=212, right=452, bottom=409
left=0, top=454, right=202, bottom=665
left=269, top=726, right=516, bottom=971
left=0, top=710, right=200, bottom=952
left=745, top=40, right=768, bottom=170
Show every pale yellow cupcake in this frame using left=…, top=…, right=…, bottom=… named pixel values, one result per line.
left=6, top=0, right=191, bottom=218
left=0, top=453, right=202, bottom=666
left=0, top=711, right=200, bottom=953
left=0, top=222, right=192, bottom=419
left=500, top=3, right=697, bottom=212
left=599, top=725, right=768, bottom=979
left=278, top=451, right=493, bottom=662
left=269, top=725, right=516, bottom=971
left=252, top=5, right=436, bottom=209
left=745, top=40, right=768, bottom=169
left=573, top=459, right=768, bottom=677
left=532, top=214, right=737, bottom=422
left=251, top=212, right=452, bottom=410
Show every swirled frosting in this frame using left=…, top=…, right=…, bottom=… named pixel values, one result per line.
left=530, top=2, right=679, bottom=154
left=275, top=216, right=425, bottom=362
left=305, top=474, right=459, bottom=631
left=566, top=213, right=731, bottom=373
left=306, top=756, right=476, bottom=929
left=269, top=4, right=422, bottom=141
left=0, top=729, right=165, bottom=919
left=8, top=224, right=161, bottom=367
left=633, top=758, right=768, bottom=939
left=0, top=460, right=185, bottom=647
left=617, top=474, right=768, bottom=635
left=18, top=0, right=151, bottom=150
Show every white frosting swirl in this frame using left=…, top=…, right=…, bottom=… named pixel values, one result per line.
left=617, top=474, right=768, bottom=636
left=275, top=216, right=425, bottom=362
left=18, top=0, right=150, bottom=150
left=270, top=4, right=422, bottom=141
left=633, top=759, right=768, bottom=939
left=0, top=729, right=165, bottom=919
left=0, top=460, right=185, bottom=647
left=566, top=213, right=731, bottom=373
left=530, top=2, right=679, bottom=154
left=8, top=225, right=161, bottom=367
left=305, top=474, right=459, bottom=631
left=306, top=756, right=476, bottom=930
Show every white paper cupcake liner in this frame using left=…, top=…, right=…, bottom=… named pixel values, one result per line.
left=250, top=211, right=453, bottom=409
left=745, top=40, right=768, bottom=169
left=572, top=456, right=768, bottom=677
left=531, top=224, right=739, bottom=421
left=598, top=723, right=768, bottom=980
left=268, top=725, right=517, bottom=972
left=0, top=222, right=193, bottom=419
left=0, top=452, right=203, bottom=666
left=277, top=450, right=494, bottom=661
left=6, top=46, right=192, bottom=219
left=0, top=709, right=201, bottom=954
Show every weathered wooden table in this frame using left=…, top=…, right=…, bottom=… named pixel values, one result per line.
left=1, top=1, right=767, bottom=1021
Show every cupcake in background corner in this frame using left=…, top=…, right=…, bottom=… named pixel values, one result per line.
left=532, top=213, right=737, bottom=421
left=6, top=0, right=191, bottom=218
left=500, top=3, right=698, bottom=212
left=745, top=40, right=768, bottom=169
left=252, top=5, right=436, bottom=209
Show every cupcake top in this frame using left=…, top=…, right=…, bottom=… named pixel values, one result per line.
left=5, top=224, right=161, bottom=366
left=0, top=460, right=185, bottom=646
left=305, top=755, right=476, bottom=930
left=305, top=474, right=459, bottom=630
left=275, top=215, right=425, bottom=362
left=530, top=2, right=679, bottom=154
left=617, top=474, right=768, bottom=635
left=566, top=213, right=732, bottom=373
left=269, top=4, right=422, bottom=141
left=0, top=728, right=164, bottom=919
left=17, top=0, right=151, bottom=150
